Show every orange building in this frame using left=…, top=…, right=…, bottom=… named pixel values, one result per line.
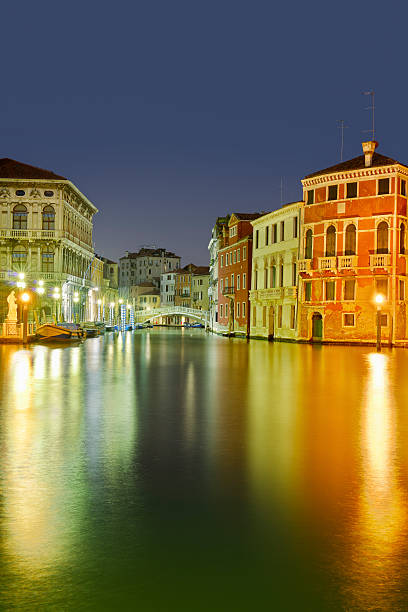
left=297, top=141, right=408, bottom=345
left=174, top=264, right=197, bottom=307
left=218, top=212, right=261, bottom=335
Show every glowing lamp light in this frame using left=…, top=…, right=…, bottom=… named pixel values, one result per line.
left=36, top=287, right=45, bottom=295
left=73, top=297, right=79, bottom=303
left=18, top=272, right=25, bottom=280
left=110, top=302, right=115, bottom=308
left=74, top=291, right=79, bottom=298
left=94, top=286, right=99, bottom=292
left=38, top=279, right=44, bottom=287
left=119, top=298, right=123, bottom=304
left=97, top=299, right=102, bottom=305
left=375, top=294, right=385, bottom=306
left=21, top=292, right=30, bottom=303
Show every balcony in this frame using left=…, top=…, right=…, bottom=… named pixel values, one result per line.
left=0, top=228, right=93, bottom=252
left=222, top=286, right=235, bottom=296
left=0, top=228, right=60, bottom=240
left=338, top=255, right=358, bottom=269
left=298, top=259, right=312, bottom=272
left=318, top=257, right=337, bottom=271
left=370, top=253, right=391, bottom=269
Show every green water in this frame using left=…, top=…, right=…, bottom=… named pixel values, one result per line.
left=1, top=329, right=408, bottom=611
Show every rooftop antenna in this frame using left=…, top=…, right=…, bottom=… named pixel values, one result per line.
left=363, top=90, right=375, bottom=141
left=337, top=119, right=349, bottom=161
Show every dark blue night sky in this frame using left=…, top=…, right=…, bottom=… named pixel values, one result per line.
left=2, top=0, right=406, bottom=264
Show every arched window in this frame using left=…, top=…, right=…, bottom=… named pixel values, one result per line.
left=42, top=205, right=55, bottom=230
left=12, top=245, right=27, bottom=266
left=377, top=221, right=389, bottom=254
left=13, top=204, right=27, bottom=230
left=345, top=224, right=356, bottom=255
left=42, top=246, right=54, bottom=272
left=326, top=225, right=336, bottom=257
left=305, top=229, right=313, bottom=259
left=400, top=223, right=406, bottom=254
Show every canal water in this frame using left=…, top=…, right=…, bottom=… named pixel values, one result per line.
left=1, top=329, right=408, bottom=611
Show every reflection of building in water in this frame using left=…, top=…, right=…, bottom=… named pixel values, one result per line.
left=0, top=342, right=137, bottom=581
left=346, top=353, right=407, bottom=611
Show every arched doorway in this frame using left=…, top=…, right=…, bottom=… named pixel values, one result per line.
left=268, top=306, right=274, bottom=340
left=311, top=312, right=323, bottom=342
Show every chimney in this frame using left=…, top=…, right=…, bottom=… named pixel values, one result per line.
left=362, top=140, right=378, bottom=167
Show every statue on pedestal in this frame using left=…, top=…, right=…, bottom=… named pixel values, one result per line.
left=6, top=290, right=18, bottom=322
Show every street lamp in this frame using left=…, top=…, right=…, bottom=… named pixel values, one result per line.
left=36, top=279, right=45, bottom=295
left=20, top=292, right=30, bottom=343
left=16, top=272, right=26, bottom=289
left=375, top=293, right=385, bottom=352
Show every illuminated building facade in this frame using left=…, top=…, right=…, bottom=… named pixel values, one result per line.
left=208, top=216, right=229, bottom=330
left=250, top=201, right=302, bottom=340
left=297, top=141, right=408, bottom=345
left=0, top=157, right=99, bottom=322
left=218, top=213, right=260, bottom=335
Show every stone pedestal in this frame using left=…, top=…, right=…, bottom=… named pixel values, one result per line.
left=2, top=320, right=21, bottom=338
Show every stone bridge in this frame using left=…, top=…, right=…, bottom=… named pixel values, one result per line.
left=134, top=306, right=208, bottom=326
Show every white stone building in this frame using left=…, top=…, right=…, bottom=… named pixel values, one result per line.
left=160, top=271, right=176, bottom=306
left=0, top=157, right=99, bottom=322
left=250, top=201, right=303, bottom=340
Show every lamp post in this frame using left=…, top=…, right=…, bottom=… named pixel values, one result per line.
left=20, top=292, right=30, bottom=344
left=375, top=293, right=385, bottom=352
left=73, top=292, right=80, bottom=323
left=52, top=287, right=61, bottom=322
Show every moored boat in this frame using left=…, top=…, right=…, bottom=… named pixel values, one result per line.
left=36, top=324, right=85, bottom=341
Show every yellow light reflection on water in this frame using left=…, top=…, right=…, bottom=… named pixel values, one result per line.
left=11, top=351, right=32, bottom=411
left=349, top=351, right=407, bottom=610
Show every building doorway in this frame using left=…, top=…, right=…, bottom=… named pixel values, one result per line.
left=268, top=306, right=274, bottom=339
left=311, top=312, right=323, bottom=342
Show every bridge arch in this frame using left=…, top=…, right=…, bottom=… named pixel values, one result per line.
left=134, top=306, right=208, bottom=325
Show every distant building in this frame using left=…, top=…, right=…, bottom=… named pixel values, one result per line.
left=174, top=264, right=197, bottom=308
left=100, top=256, right=119, bottom=290
left=136, top=288, right=160, bottom=313
left=297, top=140, right=408, bottom=345
left=250, top=202, right=302, bottom=340
left=119, top=247, right=180, bottom=299
left=160, top=271, right=177, bottom=306
left=192, top=266, right=210, bottom=311
left=0, top=157, right=98, bottom=322
left=129, top=281, right=157, bottom=304
left=218, top=213, right=261, bottom=335
left=208, top=216, right=229, bottom=328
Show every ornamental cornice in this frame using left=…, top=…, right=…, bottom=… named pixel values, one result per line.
left=251, top=201, right=303, bottom=227
left=302, top=164, right=408, bottom=187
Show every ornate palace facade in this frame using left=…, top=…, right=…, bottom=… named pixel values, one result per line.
left=0, top=158, right=100, bottom=321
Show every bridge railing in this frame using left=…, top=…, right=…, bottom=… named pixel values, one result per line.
left=134, top=306, right=209, bottom=322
